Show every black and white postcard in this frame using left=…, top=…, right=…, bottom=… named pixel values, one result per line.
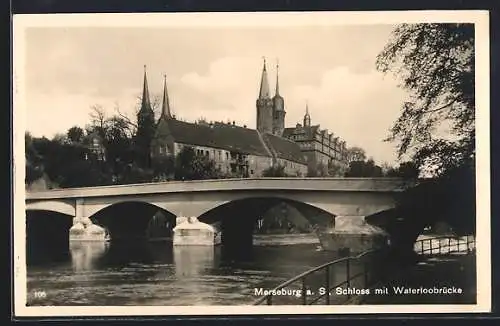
left=13, top=10, right=491, bottom=317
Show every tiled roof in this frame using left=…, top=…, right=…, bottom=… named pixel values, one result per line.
left=159, top=118, right=271, bottom=157
left=283, top=125, right=319, bottom=140
left=262, top=133, right=307, bottom=165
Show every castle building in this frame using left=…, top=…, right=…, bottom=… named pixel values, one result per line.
left=145, top=58, right=351, bottom=177
left=282, top=103, right=349, bottom=176
left=148, top=63, right=308, bottom=177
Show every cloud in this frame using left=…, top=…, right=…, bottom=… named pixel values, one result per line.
left=284, top=67, right=408, bottom=164
left=23, top=25, right=408, bottom=165
left=177, top=56, right=263, bottom=124
left=25, top=88, right=138, bottom=138
left=178, top=57, right=408, bottom=164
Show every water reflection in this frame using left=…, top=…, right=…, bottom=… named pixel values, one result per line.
left=174, top=246, right=219, bottom=278
left=28, top=235, right=341, bottom=306
left=69, top=241, right=109, bottom=271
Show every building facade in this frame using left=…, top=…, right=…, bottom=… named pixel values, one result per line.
left=148, top=68, right=307, bottom=178
left=143, top=58, right=352, bottom=178
left=254, top=59, right=350, bottom=176
left=282, top=104, right=349, bottom=176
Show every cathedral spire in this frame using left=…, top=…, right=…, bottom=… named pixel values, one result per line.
left=161, top=74, right=172, bottom=119
left=141, top=65, right=152, bottom=112
left=258, top=57, right=270, bottom=99
left=275, top=58, right=280, bottom=96
left=303, top=101, right=311, bottom=127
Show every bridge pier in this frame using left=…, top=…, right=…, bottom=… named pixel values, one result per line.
left=69, top=199, right=107, bottom=241
left=317, top=215, right=388, bottom=254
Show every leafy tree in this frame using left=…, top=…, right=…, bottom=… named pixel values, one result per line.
left=25, top=132, right=44, bottom=184
left=306, top=163, right=329, bottom=177
left=262, top=164, right=288, bottom=177
left=376, top=23, right=474, bottom=175
left=346, top=147, right=367, bottom=163
left=327, top=161, right=344, bottom=177
left=375, top=23, right=476, bottom=260
left=28, top=136, right=111, bottom=188
left=67, top=126, right=85, bottom=143
left=52, top=133, right=69, bottom=144
left=152, top=155, right=175, bottom=181
left=385, top=161, right=419, bottom=179
left=344, top=159, right=383, bottom=177
left=174, top=146, right=223, bottom=180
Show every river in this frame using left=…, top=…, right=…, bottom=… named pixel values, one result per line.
left=27, top=234, right=347, bottom=306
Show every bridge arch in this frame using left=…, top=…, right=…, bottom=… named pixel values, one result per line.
left=198, top=196, right=336, bottom=226
left=197, top=196, right=336, bottom=254
left=88, top=200, right=177, bottom=241
left=26, top=200, right=76, bottom=217
left=26, top=210, right=74, bottom=265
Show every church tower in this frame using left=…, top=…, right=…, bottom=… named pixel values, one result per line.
left=303, top=102, right=311, bottom=128
left=256, top=58, right=273, bottom=134
left=136, top=65, right=156, bottom=168
left=272, top=60, right=286, bottom=136
left=151, top=74, right=175, bottom=159
left=160, top=73, right=172, bottom=119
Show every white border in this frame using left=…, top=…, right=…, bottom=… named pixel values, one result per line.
left=13, top=10, right=491, bottom=317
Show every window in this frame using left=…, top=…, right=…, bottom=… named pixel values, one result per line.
left=159, top=146, right=164, bottom=154
left=226, top=152, right=229, bottom=160
left=251, top=170, right=254, bottom=175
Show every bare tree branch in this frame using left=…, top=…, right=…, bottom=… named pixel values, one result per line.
left=114, top=102, right=138, bottom=129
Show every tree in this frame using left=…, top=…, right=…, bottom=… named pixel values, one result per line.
left=375, top=24, right=476, bottom=260
left=306, top=163, right=328, bottom=177
left=344, top=159, right=383, bottom=177
left=52, top=133, right=68, bottom=144
left=152, top=155, right=175, bottom=181
left=386, top=161, right=419, bottom=179
left=327, top=161, right=344, bottom=177
left=262, top=164, right=288, bottom=177
left=115, top=93, right=163, bottom=134
left=67, top=126, right=85, bottom=144
left=174, top=146, right=223, bottom=180
left=376, top=23, right=474, bottom=176
left=346, top=147, right=366, bottom=163
left=89, top=105, right=108, bottom=139
left=25, top=132, right=44, bottom=184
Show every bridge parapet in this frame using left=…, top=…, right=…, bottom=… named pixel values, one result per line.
left=25, top=178, right=413, bottom=200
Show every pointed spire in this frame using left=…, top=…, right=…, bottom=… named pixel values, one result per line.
left=275, top=58, right=280, bottom=96
left=141, top=65, right=152, bottom=112
left=258, top=56, right=270, bottom=99
left=161, top=74, right=171, bottom=119
left=304, top=101, right=311, bottom=127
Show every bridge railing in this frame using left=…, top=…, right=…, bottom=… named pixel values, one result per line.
left=253, top=234, right=476, bottom=306
left=414, top=234, right=476, bottom=256
left=253, top=248, right=387, bottom=306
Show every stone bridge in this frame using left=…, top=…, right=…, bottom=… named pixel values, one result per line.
left=25, top=178, right=413, bottom=252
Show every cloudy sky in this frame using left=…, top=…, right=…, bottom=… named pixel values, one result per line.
left=20, top=15, right=411, bottom=165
